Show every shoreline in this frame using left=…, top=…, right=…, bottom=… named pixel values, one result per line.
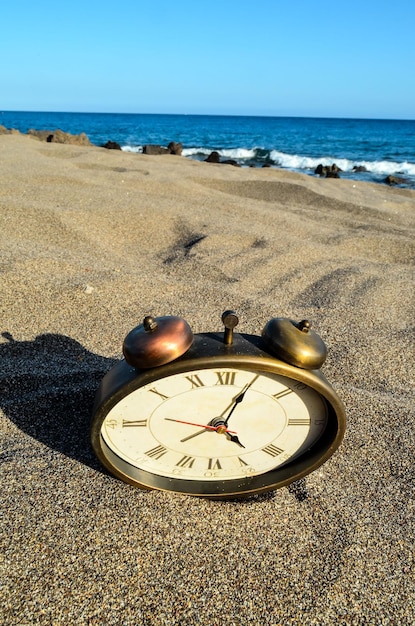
left=1, top=133, right=414, bottom=625
left=1, top=120, right=414, bottom=188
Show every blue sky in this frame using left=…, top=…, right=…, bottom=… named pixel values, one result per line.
left=1, top=1, right=414, bottom=119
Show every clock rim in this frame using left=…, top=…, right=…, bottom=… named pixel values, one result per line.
left=91, top=333, right=346, bottom=498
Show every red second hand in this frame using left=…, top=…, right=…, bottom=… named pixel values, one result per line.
left=164, top=418, right=237, bottom=433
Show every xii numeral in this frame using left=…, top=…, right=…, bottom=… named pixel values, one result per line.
left=215, top=371, right=236, bottom=385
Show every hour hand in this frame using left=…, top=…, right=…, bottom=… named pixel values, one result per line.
left=226, top=433, right=245, bottom=448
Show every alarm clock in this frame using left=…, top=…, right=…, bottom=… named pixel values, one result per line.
left=91, top=311, right=345, bottom=498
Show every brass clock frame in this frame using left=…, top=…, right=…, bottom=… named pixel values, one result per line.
left=91, top=332, right=346, bottom=498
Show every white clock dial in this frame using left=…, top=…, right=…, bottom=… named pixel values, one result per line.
left=101, top=367, right=328, bottom=482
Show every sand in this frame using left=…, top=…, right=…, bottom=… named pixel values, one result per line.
left=1, top=133, right=414, bottom=625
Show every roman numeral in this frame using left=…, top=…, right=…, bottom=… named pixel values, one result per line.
left=176, top=455, right=195, bottom=468
left=262, top=444, right=284, bottom=457
left=148, top=387, right=169, bottom=400
left=215, top=371, right=236, bottom=385
left=145, top=445, right=168, bottom=459
left=122, top=419, right=148, bottom=428
left=185, top=374, right=205, bottom=388
left=208, top=458, right=222, bottom=470
left=288, top=418, right=310, bottom=426
left=273, top=389, right=293, bottom=400
left=238, top=457, right=249, bottom=467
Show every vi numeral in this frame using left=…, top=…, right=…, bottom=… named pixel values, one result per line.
left=208, top=458, right=222, bottom=470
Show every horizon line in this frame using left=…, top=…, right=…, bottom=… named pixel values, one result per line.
left=1, top=109, right=414, bottom=123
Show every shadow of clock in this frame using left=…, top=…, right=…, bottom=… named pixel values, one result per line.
left=0, top=331, right=117, bottom=470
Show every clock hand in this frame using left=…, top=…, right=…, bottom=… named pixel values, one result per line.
left=208, top=417, right=245, bottom=448
left=180, top=428, right=210, bottom=442
left=181, top=424, right=245, bottom=447
left=223, top=377, right=258, bottom=427
left=178, top=378, right=258, bottom=445
left=219, top=383, right=251, bottom=419
left=165, top=418, right=237, bottom=434
left=226, top=433, right=245, bottom=448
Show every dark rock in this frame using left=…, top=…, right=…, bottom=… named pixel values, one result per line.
left=221, top=159, right=241, bottom=167
left=205, top=151, right=221, bottom=163
left=143, top=144, right=170, bottom=155
left=204, top=152, right=240, bottom=166
left=353, top=165, right=368, bottom=172
left=262, top=163, right=271, bottom=168
left=315, top=164, right=326, bottom=176
left=142, top=142, right=183, bottom=156
left=167, top=141, right=183, bottom=156
left=384, top=175, right=407, bottom=185
left=102, top=140, right=122, bottom=150
left=315, top=163, right=341, bottom=178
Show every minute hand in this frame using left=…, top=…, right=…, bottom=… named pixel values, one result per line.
left=222, top=378, right=257, bottom=426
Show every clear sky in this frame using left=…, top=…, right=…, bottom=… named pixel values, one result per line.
left=1, top=0, right=414, bottom=119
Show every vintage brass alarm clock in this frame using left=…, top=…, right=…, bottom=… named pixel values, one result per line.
left=91, top=311, right=346, bottom=498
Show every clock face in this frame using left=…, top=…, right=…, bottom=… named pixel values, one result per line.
left=100, top=367, right=328, bottom=484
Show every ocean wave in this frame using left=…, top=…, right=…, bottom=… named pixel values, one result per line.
left=121, top=143, right=415, bottom=180
left=122, top=145, right=142, bottom=153
left=356, top=160, right=415, bottom=176
left=270, top=150, right=415, bottom=177
left=182, top=147, right=256, bottom=160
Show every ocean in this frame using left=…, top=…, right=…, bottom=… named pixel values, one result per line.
left=2, top=111, right=415, bottom=187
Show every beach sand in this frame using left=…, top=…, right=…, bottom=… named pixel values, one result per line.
left=1, top=133, right=414, bottom=625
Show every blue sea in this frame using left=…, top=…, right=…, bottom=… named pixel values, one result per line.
left=2, top=111, right=415, bottom=187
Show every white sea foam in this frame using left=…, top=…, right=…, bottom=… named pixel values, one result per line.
left=122, top=145, right=143, bottom=153
left=219, top=148, right=256, bottom=160
left=182, top=147, right=210, bottom=157
left=270, top=150, right=415, bottom=177
left=357, top=160, right=415, bottom=176
left=182, top=147, right=256, bottom=159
